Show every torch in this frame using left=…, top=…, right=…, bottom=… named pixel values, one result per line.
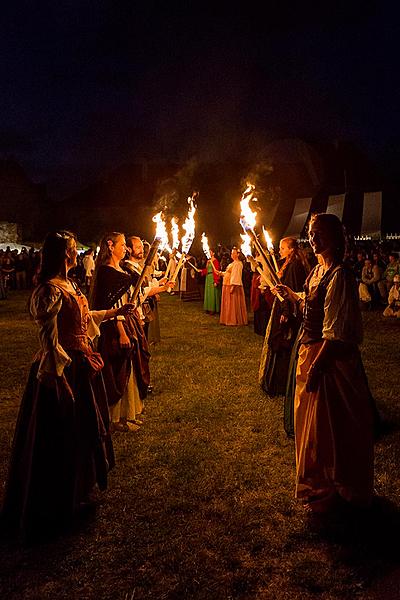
left=263, top=227, right=279, bottom=272
left=240, top=234, right=283, bottom=302
left=239, top=183, right=280, bottom=287
left=201, top=232, right=211, bottom=260
left=130, top=237, right=161, bottom=305
left=167, top=194, right=197, bottom=292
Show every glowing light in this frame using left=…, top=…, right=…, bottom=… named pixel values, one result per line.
left=152, top=211, right=170, bottom=251
left=181, top=195, right=196, bottom=254
left=201, top=232, right=211, bottom=259
left=239, top=182, right=257, bottom=232
left=240, top=233, right=252, bottom=257
left=171, top=217, right=180, bottom=250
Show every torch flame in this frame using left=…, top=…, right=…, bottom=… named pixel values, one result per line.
left=201, top=232, right=211, bottom=259
left=239, top=182, right=258, bottom=232
left=240, top=233, right=252, bottom=257
left=152, top=211, right=170, bottom=251
left=171, top=217, right=180, bottom=250
left=181, top=195, right=197, bottom=254
left=263, top=227, right=274, bottom=252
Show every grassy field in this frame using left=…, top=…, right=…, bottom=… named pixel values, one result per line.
left=0, top=291, right=400, bottom=599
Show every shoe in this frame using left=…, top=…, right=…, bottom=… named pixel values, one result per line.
left=127, top=418, right=143, bottom=426
left=147, top=385, right=153, bottom=394
left=111, top=421, right=140, bottom=433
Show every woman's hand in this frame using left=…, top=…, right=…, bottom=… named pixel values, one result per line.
left=116, top=303, right=135, bottom=317
left=118, top=331, right=131, bottom=348
left=272, top=284, right=298, bottom=303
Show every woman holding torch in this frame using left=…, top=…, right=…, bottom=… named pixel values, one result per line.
left=201, top=248, right=221, bottom=314
left=90, top=233, right=151, bottom=432
left=217, top=247, right=248, bottom=326
left=274, top=213, right=376, bottom=514
left=259, top=237, right=309, bottom=397
left=2, top=231, right=128, bottom=540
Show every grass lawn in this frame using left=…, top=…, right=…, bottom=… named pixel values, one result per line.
left=0, top=291, right=400, bottom=599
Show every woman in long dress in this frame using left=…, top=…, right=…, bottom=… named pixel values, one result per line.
left=90, top=232, right=151, bottom=432
left=2, top=231, right=126, bottom=540
left=275, top=214, right=375, bottom=514
left=201, top=248, right=221, bottom=314
left=259, top=237, right=309, bottom=397
left=218, top=247, right=248, bottom=326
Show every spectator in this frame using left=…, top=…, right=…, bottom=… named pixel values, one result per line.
left=82, top=249, right=95, bottom=291
left=359, top=258, right=383, bottom=308
left=379, top=253, right=400, bottom=299
left=383, top=274, right=400, bottom=317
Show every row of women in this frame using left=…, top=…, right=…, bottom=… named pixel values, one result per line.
left=1, top=230, right=171, bottom=541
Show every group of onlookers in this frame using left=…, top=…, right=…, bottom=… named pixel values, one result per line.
left=349, top=249, right=400, bottom=315
left=0, top=246, right=41, bottom=298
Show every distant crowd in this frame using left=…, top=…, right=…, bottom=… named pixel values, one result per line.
left=1, top=240, right=400, bottom=319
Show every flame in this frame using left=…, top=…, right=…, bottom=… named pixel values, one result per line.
left=201, top=232, right=211, bottom=259
left=240, top=233, right=252, bottom=257
left=181, top=195, right=197, bottom=254
left=262, top=227, right=274, bottom=252
left=239, top=182, right=257, bottom=232
left=152, top=211, right=170, bottom=251
left=171, top=217, right=180, bottom=250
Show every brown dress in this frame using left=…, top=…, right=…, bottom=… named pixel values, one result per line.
left=2, top=282, right=114, bottom=539
left=295, top=264, right=375, bottom=506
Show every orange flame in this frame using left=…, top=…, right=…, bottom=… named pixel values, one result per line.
left=240, top=233, right=252, bottom=257
left=152, top=211, right=170, bottom=251
left=181, top=195, right=197, bottom=254
left=201, top=232, right=211, bottom=259
left=171, top=217, right=180, bottom=250
left=239, top=182, right=257, bottom=232
left=262, top=227, right=274, bottom=252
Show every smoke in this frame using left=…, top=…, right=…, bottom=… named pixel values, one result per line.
left=152, top=158, right=199, bottom=218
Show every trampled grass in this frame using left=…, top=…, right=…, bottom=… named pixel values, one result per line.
left=0, top=291, right=400, bottom=599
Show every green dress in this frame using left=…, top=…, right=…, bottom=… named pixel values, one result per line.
left=203, top=263, right=221, bottom=313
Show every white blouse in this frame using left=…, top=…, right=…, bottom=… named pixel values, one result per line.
left=30, top=284, right=106, bottom=382
left=302, top=265, right=363, bottom=344
left=223, top=260, right=243, bottom=286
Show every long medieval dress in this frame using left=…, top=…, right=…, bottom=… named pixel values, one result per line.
left=2, top=281, right=114, bottom=539
left=259, top=257, right=307, bottom=396
left=294, top=263, right=375, bottom=506
left=250, top=273, right=274, bottom=336
left=219, top=260, right=248, bottom=326
left=91, top=265, right=150, bottom=425
left=201, top=258, right=221, bottom=313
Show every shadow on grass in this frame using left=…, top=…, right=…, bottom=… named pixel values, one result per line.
left=289, top=496, right=400, bottom=596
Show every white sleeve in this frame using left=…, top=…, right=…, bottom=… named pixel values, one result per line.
left=323, top=269, right=363, bottom=344
left=31, top=285, right=72, bottom=380
left=88, top=309, right=107, bottom=340
left=230, top=261, right=243, bottom=286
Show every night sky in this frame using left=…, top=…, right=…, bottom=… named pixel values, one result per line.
left=1, top=1, right=399, bottom=196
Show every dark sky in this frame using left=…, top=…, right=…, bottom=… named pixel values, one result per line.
left=1, top=1, right=399, bottom=193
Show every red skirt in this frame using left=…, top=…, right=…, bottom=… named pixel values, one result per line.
left=219, top=285, right=248, bottom=326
